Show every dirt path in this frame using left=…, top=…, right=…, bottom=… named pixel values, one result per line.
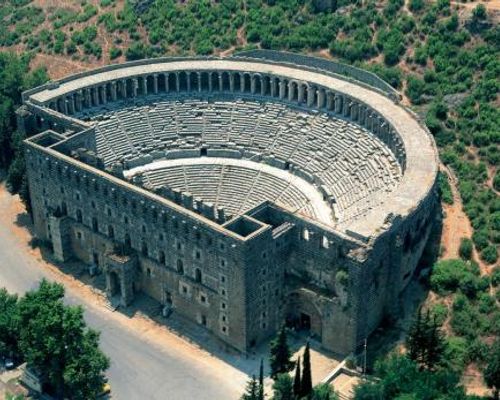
left=439, top=165, right=473, bottom=259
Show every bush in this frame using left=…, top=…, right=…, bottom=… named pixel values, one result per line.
left=458, top=238, right=473, bottom=260
left=472, top=230, right=489, bottom=251
left=438, top=172, right=453, bottom=204
left=430, top=259, right=478, bottom=294
left=491, top=267, right=500, bottom=287
left=481, top=245, right=498, bottom=264
left=431, top=303, right=448, bottom=326
left=109, top=47, right=122, bottom=60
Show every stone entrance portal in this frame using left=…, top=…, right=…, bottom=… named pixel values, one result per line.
left=286, top=289, right=323, bottom=339
left=104, top=252, right=137, bottom=307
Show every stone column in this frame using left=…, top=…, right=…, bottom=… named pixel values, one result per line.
left=318, top=89, right=325, bottom=109
left=240, top=73, right=245, bottom=92
left=120, top=80, right=127, bottom=98
left=153, top=74, right=159, bottom=94
left=84, top=88, right=92, bottom=108
left=261, top=76, right=267, bottom=96
left=334, top=95, right=342, bottom=114
left=358, top=105, right=366, bottom=125
left=66, top=96, right=74, bottom=114
left=218, top=73, right=223, bottom=92
left=142, top=76, right=148, bottom=96
left=307, top=87, right=315, bottom=107
left=186, top=73, right=191, bottom=92
left=350, top=102, right=358, bottom=121
left=132, top=78, right=138, bottom=97
left=229, top=73, right=235, bottom=92
left=251, top=75, right=256, bottom=94
left=298, top=84, right=305, bottom=104
left=343, top=97, right=350, bottom=117
left=288, top=82, right=294, bottom=102
left=164, top=73, right=169, bottom=92
left=101, top=85, right=107, bottom=104
left=326, top=91, right=334, bottom=111
left=279, top=80, right=285, bottom=99
left=92, top=87, right=99, bottom=106
left=197, top=72, right=202, bottom=92
left=76, top=91, right=83, bottom=111
left=208, top=73, right=213, bottom=92
left=271, top=78, right=277, bottom=97
left=175, top=73, right=180, bottom=92
left=111, top=81, right=117, bottom=101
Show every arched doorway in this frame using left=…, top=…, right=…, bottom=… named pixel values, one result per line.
left=109, top=271, right=121, bottom=297
left=285, top=290, right=322, bottom=339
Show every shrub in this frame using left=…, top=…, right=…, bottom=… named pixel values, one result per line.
left=431, top=303, right=448, bottom=325
left=109, top=47, right=122, bottom=60
left=430, top=259, right=478, bottom=294
left=458, top=238, right=473, bottom=260
left=491, top=267, right=500, bottom=287
left=481, top=245, right=498, bottom=264
left=472, top=230, right=489, bottom=251
left=438, top=172, right=453, bottom=204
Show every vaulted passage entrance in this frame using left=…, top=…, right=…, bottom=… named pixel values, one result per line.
left=285, top=290, right=322, bottom=339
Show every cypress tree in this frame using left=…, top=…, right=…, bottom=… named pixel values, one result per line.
left=241, top=375, right=259, bottom=400
left=270, top=326, right=294, bottom=378
left=407, top=307, right=424, bottom=365
left=424, top=314, right=444, bottom=370
left=258, top=358, right=264, bottom=400
left=407, top=308, right=444, bottom=370
left=301, top=342, right=313, bottom=398
left=293, top=356, right=301, bottom=396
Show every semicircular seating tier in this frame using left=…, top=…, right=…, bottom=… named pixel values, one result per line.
left=80, top=95, right=402, bottom=226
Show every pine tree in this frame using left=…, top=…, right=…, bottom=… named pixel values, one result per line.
left=407, top=307, right=424, bottom=364
left=300, top=342, right=313, bottom=398
left=424, top=315, right=445, bottom=370
left=293, top=356, right=301, bottom=396
left=270, top=326, right=294, bottom=378
left=258, top=358, right=264, bottom=400
left=406, top=308, right=444, bottom=370
left=241, top=375, right=260, bottom=400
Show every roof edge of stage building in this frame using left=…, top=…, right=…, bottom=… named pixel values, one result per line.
left=21, top=54, right=439, bottom=243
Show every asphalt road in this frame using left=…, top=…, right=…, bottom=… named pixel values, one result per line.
left=0, top=187, right=245, bottom=400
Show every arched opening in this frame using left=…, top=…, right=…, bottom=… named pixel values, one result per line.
left=210, top=72, right=219, bottom=92
left=285, top=291, right=322, bottom=339
left=168, top=73, right=177, bottom=93
left=109, top=271, right=121, bottom=297
left=200, top=72, right=210, bottom=92
left=126, top=79, right=134, bottom=98
left=243, top=73, right=251, bottom=93
left=124, top=233, right=131, bottom=249
left=178, top=71, right=188, bottom=92
left=60, top=202, right=67, bottom=216
left=76, top=209, right=83, bottom=223
left=233, top=73, right=241, bottom=92
left=141, top=241, right=148, bottom=257
left=158, top=73, right=167, bottom=92
left=221, top=72, right=230, bottom=91
left=190, top=72, right=199, bottom=92
left=262, top=76, right=271, bottom=96
left=177, top=259, right=184, bottom=274
left=195, top=268, right=202, bottom=283
left=92, top=217, right=98, bottom=233
left=254, top=75, right=262, bottom=95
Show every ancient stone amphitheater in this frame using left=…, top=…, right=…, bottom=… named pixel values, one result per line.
left=20, top=52, right=439, bottom=355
